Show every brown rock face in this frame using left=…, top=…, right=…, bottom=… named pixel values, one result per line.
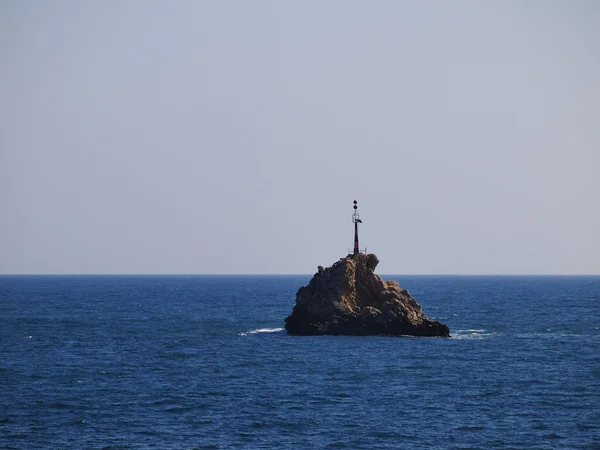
left=284, top=253, right=450, bottom=337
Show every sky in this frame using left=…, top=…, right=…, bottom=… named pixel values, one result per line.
left=1, top=0, right=599, bottom=275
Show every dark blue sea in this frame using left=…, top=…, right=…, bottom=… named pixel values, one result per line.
left=1, top=275, right=599, bottom=449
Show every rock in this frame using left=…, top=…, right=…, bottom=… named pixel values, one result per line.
left=284, top=253, right=450, bottom=337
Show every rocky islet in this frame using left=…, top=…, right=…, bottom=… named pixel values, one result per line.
left=285, top=253, right=450, bottom=337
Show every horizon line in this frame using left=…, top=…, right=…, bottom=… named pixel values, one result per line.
left=1, top=273, right=599, bottom=277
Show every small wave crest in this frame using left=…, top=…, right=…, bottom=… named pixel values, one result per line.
left=239, top=327, right=284, bottom=336
left=452, top=329, right=497, bottom=340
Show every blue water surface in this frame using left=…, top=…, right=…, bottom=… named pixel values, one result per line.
left=1, top=275, right=599, bottom=449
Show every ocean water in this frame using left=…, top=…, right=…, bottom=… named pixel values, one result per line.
left=1, top=275, right=599, bottom=449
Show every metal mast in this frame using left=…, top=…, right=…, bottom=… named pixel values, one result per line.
left=352, top=200, right=362, bottom=255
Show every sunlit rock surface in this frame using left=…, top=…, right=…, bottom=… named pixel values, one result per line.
left=285, top=253, right=450, bottom=337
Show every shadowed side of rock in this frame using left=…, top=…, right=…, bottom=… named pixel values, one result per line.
left=285, top=253, right=450, bottom=337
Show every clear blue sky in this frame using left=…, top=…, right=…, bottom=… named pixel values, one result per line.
left=1, top=1, right=598, bottom=274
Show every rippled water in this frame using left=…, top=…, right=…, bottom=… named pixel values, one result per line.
left=1, top=275, right=599, bottom=449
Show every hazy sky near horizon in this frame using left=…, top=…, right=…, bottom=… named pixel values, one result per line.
left=1, top=1, right=599, bottom=274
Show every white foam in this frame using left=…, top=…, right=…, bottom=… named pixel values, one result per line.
left=239, top=327, right=284, bottom=336
left=451, top=329, right=497, bottom=339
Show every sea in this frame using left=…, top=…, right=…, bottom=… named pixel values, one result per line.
left=1, top=275, right=599, bottom=449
